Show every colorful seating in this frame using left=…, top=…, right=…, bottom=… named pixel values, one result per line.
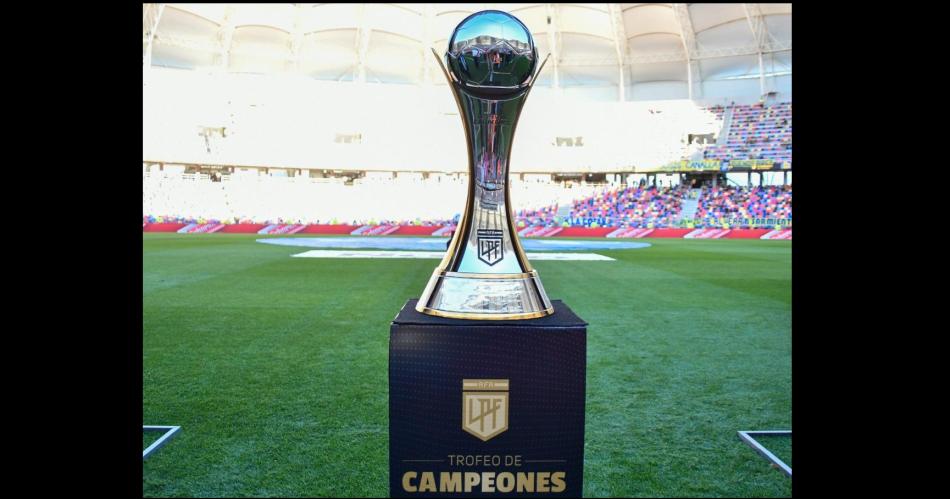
left=694, top=185, right=792, bottom=227
left=703, top=102, right=791, bottom=164
left=566, top=186, right=689, bottom=228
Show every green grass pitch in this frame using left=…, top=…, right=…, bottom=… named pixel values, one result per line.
left=143, top=233, right=791, bottom=497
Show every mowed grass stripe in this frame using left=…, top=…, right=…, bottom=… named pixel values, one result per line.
left=143, top=234, right=790, bottom=497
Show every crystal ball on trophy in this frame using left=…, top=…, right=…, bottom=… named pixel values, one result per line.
left=416, top=10, right=554, bottom=320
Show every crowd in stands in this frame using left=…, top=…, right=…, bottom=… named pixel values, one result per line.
left=568, top=185, right=689, bottom=228
left=707, top=104, right=727, bottom=122
left=695, top=185, right=792, bottom=226
left=514, top=184, right=792, bottom=229
left=145, top=183, right=792, bottom=229
left=702, top=102, right=791, bottom=163
left=517, top=204, right=559, bottom=227
left=144, top=170, right=792, bottom=230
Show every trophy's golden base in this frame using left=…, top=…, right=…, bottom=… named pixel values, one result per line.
left=416, top=269, right=555, bottom=320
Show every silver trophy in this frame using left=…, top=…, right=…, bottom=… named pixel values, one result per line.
left=417, top=10, right=554, bottom=320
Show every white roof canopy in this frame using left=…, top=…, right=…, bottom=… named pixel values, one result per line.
left=144, top=3, right=790, bottom=88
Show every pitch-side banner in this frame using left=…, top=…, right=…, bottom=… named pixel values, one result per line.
left=651, top=160, right=720, bottom=173
left=728, top=159, right=781, bottom=170
left=636, top=158, right=791, bottom=173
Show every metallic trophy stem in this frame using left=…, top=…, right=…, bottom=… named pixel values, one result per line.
left=417, top=11, right=554, bottom=320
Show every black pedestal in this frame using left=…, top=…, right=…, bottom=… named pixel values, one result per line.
left=389, top=299, right=587, bottom=497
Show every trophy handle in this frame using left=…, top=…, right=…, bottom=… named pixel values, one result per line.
left=525, top=53, right=551, bottom=96
left=430, top=47, right=452, bottom=83
left=428, top=47, right=475, bottom=271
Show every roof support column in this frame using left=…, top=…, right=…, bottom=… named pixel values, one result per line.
left=143, top=4, right=166, bottom=68
left=355, top=4, right=372, bottom=83
left=672, top=3, right=701, bottom=100
left=618, top=67, right=625, bottom=102
left=744, top=3, right=773, bottom=97
left=545, top=4, right=560, bottom=90
left=216, top=6, right=235, bottom=70
left=687, top=60, right=693, bottom=100
left=608, top=3, right=628, bottom=102
left=290, top=4, right=306, bottom=73
left=422, top=4, right=434, bottom=84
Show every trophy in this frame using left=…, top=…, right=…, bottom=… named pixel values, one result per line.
left=417, top=10, right=554, bottom=320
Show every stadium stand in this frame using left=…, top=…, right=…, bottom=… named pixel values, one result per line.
left=144, top=173, right=791, bottom=233
left=143, top=4, right=792, bottom=242
left=568, top=185, right=689, bottom=228
left=695, top=185, right=792, bottom=227
left=518, top=204, right=560, bottom=228
left=144, top=170, right=598, bottom=226
left=702, top=102, right=792, bottom=163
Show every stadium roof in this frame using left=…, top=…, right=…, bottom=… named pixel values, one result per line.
left=143, top=3, right=790, bottom=91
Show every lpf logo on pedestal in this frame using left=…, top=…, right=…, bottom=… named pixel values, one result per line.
left=462, top=379, right=509, bottom=441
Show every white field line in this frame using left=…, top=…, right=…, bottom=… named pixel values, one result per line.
left=291, top=250, right=615, bottom=261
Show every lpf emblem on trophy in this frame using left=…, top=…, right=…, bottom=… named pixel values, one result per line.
left=417, top=10, right=554, bottom=320
left=462, top=379, right=509, bottom=441
left=477, top=229, right=504, bottom=266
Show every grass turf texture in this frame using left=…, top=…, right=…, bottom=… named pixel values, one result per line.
left=143, top=233, right=791, bottom=497
left=144, top=432, right=158, bottom=451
